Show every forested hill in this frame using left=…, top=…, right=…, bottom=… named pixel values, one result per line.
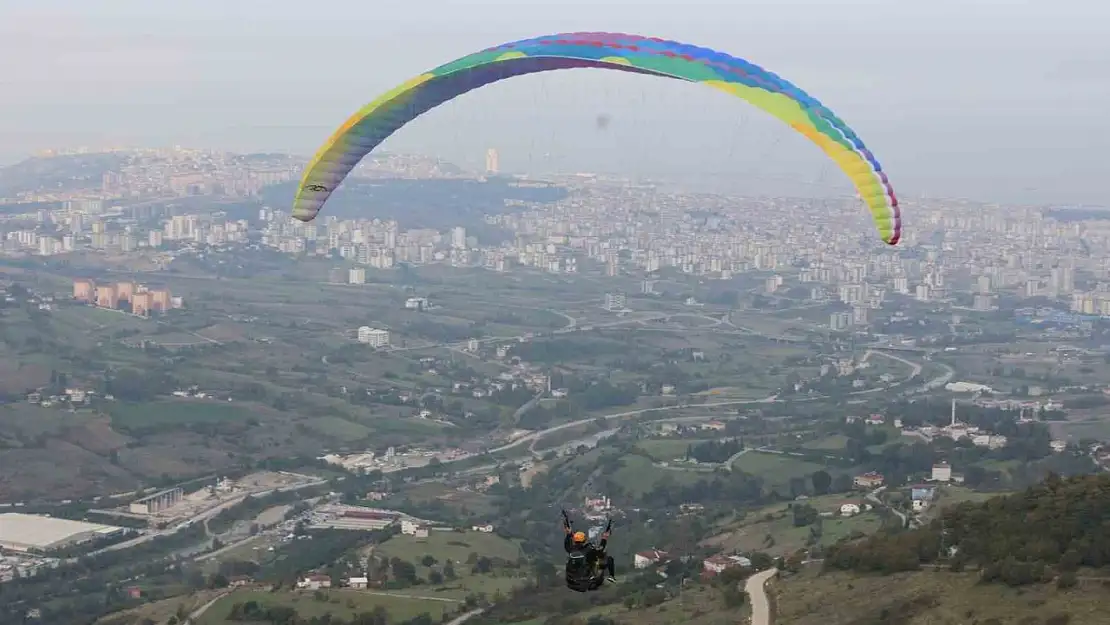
left=824, top=473, right=1110, bottom=585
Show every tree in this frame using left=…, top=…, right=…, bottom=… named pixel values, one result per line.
left=473, top=556, right=493, bottom=574
left=789, top=476, right=808, bottom=498
left=722, top=586, right=748, bottom=608
left=207, top=573, right=229, bottom=589
left=421, top=555, right=438, bottom=567
left=811, top=470, right=832, bottom=495
left=792, top=503, right=818, bottom=527
left=532, top=561, right=558, bottom=588
left=391, top=559, right=418, bottom=585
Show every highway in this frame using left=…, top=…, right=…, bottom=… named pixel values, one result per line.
left=386, top=310, right=730, bottom=354
left=81, top=477, right=327, bottom=560
left=745, top=568, right=778, bottom=625
left=862, top=349, right=921, bottom=378
left=488, top=397, right=778, bottom=455
left=483, top=345, right=945, bottom=459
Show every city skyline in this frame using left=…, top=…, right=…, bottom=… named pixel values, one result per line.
left=1, top=0, right=1108, bottom=206
left=9, top=145, right=1109, bottom=325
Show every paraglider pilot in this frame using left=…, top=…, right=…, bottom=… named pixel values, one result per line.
left=562, top=510, right=616, bottom=591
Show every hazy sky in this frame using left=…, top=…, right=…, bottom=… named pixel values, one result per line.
left=2, top=0, right=1107, bottom=205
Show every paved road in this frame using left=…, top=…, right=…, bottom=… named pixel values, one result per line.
left=82, top=478, right=327, bottom=560
left=386, top=311, right=671, bottom=353
left=445, top=608, right=486, bottom=625
left=866, top=486, right=910, bottom=528
left=653, top=445, right=771, bottom=474
left=489, top=397, right=778, bottom=455
left=486, top=349, right=935, bottom=459
left=482, top=348, right=938, bottom=459
left=862, top=349, right=922, bottom=378
left=745, top=568, right=778, bottom=625
left=363, top=590, right=462, bottom=602
left=184, top=591, right=230, bottom=624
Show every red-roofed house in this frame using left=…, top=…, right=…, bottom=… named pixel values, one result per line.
left=853, top=472, right=884, bottom=489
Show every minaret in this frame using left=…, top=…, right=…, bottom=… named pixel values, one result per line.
left=950, top=398, right=956, bottom=427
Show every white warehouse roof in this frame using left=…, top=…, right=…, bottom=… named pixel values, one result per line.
left=0, top=513, right=125, bottom=551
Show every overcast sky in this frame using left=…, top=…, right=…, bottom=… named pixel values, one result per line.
left=1, top=0, right=1107, bottom=205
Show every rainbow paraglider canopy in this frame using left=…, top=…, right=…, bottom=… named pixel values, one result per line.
left=294, top=32, right=901, bottom=245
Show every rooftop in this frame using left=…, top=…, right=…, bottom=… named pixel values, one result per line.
left=0, top=513, right=124, bottom=550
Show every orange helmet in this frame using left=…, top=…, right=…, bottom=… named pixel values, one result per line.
left=572, top=531, right=587, bottom=544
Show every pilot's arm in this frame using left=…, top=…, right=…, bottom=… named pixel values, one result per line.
left=564, top=534, right=574, bottom=553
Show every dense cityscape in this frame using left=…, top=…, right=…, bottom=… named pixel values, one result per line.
left=4, top=147, right=1109, bottom=329
left=1, top=143, right=1110, bottom=625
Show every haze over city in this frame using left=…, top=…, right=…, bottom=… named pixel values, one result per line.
left=2, top=0, right=1108, bottom=204
left=5, top=3, right=1110, bottom=625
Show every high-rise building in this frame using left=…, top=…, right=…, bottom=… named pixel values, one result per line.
left=451, top=227, right=467, bottom=249
left=73, top=279, right=96, bottom=302
left=852, top=306, right=868, bottom=325
left=131, top=292, right=153, bottom=316
left=357, top=326, right=390, bottom=347
left=973, top=295, right=994, bottom=311
left=96, top=285, right=118, bottom=309
left=829, top=311, right=852, bottom=331
left=1050, top=267, right=1075, bottom=296
left=839, top=284, right=864, bottom=305
left=485, top=148, right=499, bottom=174
left=604, top=292, right=625, bottom=311
left=1025, top=279, right=1039, bottom=298
left=349, top=268, right=366, bottom=284
left=150, top=289, right=172, bottom=312
left=976, top=275, right=992, bottom=295
left=116, top=281, right=135, bottom=303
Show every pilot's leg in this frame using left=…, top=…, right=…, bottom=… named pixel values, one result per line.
left=605, top=555, right=616, bottom=581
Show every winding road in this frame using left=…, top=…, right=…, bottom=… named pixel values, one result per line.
left=866, top=486, right=907, bottom=528
left=484, top=344, right=948, bottom=460
left=488, top=398, right=778, bottom=455
left=184, top=591, right=230, bottom=624
left=745, top=568, right=778, bottom=625
left=445, top=608, right=486, bottom=625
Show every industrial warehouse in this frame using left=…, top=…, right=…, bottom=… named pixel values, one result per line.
left=0, top=513, right=128, bottom=553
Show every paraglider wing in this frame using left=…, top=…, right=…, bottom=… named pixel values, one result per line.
left=294, top=32, right=900, bottom=245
